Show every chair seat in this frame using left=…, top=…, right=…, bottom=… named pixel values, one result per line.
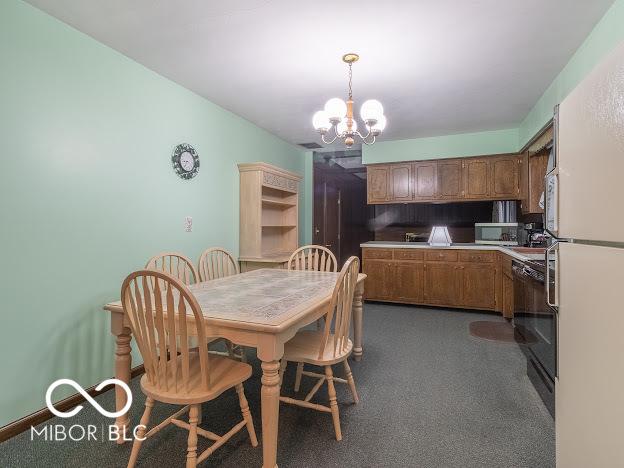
left=283, top=330, right=352, bottom=366
left=141, top=353, right=252, bottom=404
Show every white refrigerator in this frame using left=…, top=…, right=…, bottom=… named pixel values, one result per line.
left=545, top=40, right=624, bottom=467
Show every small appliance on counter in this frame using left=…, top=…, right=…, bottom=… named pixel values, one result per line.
left=405, top=232, right=430, bottom=242
left=474, top=223, right=520, bottom=245
left=523, top=222, right=547, bottom=248
left=428, top=226, right=452, bottom=246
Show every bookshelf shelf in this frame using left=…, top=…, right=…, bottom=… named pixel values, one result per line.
left=238, top=162, right=301, bottom=272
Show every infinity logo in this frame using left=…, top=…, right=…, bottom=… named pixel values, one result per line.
left=45, top=379, right=132, bottom=419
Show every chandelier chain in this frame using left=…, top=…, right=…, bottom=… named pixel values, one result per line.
left=348, top=62, right=353, bottom=100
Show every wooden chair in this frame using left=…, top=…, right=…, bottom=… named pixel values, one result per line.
left=197, top=247, right=246, bottom=362
left=146, top=252, right=235, bottom=358
left=287, top=245, right=338, bottom=273
left=145, top=252, right=199, bottom=285
left=121, top=270, right=258, bottom=468
left=288, top=245, right=339, bottom=383
left=198, top=247, right=240, bottom=282
left=279, top=256, right=360, bottom=441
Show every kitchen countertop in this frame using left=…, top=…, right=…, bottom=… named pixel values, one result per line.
left=360, top=241, right=545, bottom=262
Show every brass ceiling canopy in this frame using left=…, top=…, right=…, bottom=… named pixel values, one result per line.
left=342, top=53, right=359, bottom=64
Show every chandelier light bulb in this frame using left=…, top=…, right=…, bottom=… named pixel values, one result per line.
left=371, top=115, right=387, bottom=135
left=312, top=110, right=330, bottom=132
left=360, top=99, right=384, bottom=124
left=324, top=98, right=347, bottom=123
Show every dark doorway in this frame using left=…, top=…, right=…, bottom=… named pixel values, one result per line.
left=313, top=151, right=373, bottom=266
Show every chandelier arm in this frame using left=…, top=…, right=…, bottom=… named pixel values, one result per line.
left=361, top=133, right=377, bottom=146
left=321, top=133, right=339, bottom=145
left=355, top=128, right=373, bottom=140
left=322, top=124, right=345, bottom=144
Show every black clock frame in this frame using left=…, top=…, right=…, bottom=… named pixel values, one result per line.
left=171, top=143, right=200, bottom=180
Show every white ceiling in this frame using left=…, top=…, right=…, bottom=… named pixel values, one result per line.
left=27, top=0, right=614, bottom=147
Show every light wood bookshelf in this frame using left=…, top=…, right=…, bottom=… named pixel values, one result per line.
left=238, top=162, right=301, bottom=272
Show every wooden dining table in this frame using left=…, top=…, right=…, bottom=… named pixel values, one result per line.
left=103, top=268, right=365, bottom=468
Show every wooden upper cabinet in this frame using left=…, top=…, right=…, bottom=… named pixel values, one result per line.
left=437, top=160, right=463, bottom=199
left=528, top=152, right=549, bottom=213
left=389, top=164, right=413, bottom=202
left=463, top=158, right=490, bottom=199
left=367, top=165, right=389, bottom=203
left=490, top=155, right=520, bottom=199
left=366, top=153, right=524, bottom=204
left=413, top=161, right=437, bottom=200
left=519, top=152, right=530, bottom=211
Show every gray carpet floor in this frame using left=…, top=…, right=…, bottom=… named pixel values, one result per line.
left=0, top=304, right=555, bottom=467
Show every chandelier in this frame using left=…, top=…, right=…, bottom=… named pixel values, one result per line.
left=312, top=53, right=386, bottom=147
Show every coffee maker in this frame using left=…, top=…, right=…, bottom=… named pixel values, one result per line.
left=523, top=222, right=546, bottom=247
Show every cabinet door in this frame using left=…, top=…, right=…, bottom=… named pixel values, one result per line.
left=463, top=158, right=490, bottom=199
left=413, top=162, right=437, bottom=200
left=502, top=273, right=514, bottom=318
left=437, top=160, right=463, bottom=200
left=367, top=166, right=389, bottom=203
left=394, top=262, right=424, bottom=303
left=490, top=155, right=520, bottom=199
left=423, top=263, right=461, bottom=305
left=519, top=152, right=530, bottom=213
left=461, top=263, right=497, bottom=310
left=363, top=260, right=394, bottom=300
left=528, top=152, right=549, bottom=213
left=389, top=164, right=413, bottom=202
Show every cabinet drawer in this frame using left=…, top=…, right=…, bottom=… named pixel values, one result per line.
left=362, top=248, right=393, bottom=260
left=394, top=250, right=424, bottom=261
left=425, top=250, right=458, bottom=262
left=459, top=251, right=495, bottom=263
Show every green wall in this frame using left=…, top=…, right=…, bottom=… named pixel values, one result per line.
left=363, top=0, right=624, bottom=164
left=518, top=0, right=624, bottom=144
left=362, top=128, right=518, bottom=164
left=0, top=0, right=306, bottom=427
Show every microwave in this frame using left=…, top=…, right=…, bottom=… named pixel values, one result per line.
left=475, top=223, right=520, bottom=245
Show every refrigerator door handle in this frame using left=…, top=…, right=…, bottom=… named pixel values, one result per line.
left=546, top=242, right=559, bottom=308
left=544, top=172, right=559, bottom=237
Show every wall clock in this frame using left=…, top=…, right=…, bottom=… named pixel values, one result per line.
left=171, top=143, right=200, bottom=179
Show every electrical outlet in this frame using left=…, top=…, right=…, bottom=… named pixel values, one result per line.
left=184, top=216, right=192, bottom=232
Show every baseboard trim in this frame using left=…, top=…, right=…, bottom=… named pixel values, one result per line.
left=0, top=364, right=145, bottom=443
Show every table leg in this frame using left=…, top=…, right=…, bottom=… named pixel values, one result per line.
left=260, top=360, right=280, bottom=468
left=352, top=281, right=364, bottom=361
left=114, top=326, right=132, bottom=444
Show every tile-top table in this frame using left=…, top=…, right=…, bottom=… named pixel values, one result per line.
left=103, top=268, right=366, bottom=468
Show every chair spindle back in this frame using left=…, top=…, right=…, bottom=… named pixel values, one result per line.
left=318, top=256, right=360, bottom=359
left=121, top=270, right=211, bottom=392
left=288, top=245, right=338, bottom=273
left=145, top=252, right=198, bottom=285
left=198, top=248, right=239, bottom=282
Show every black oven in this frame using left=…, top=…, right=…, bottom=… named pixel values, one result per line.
left=512, top=259, right=557, bottom=416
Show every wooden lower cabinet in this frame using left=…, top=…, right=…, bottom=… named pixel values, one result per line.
left=395, top=262, right=424, bottom=303
left=499, top=252, right=514, bottom=318
left=423, top=262, right=461, bottom=305
left=362, top=259, right=394, bottom=300
left=502, top=273, right=514, bottom=318
left=461, top=263, right=497, bottom=310
left=363, top=247, right=509, bottom=315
